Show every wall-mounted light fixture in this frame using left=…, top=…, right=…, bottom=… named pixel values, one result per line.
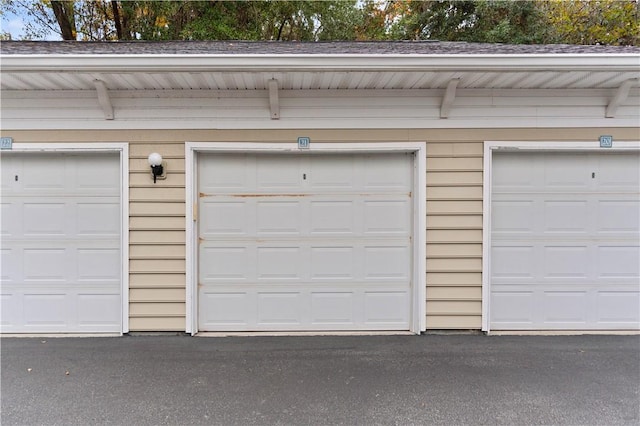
left=148, top=152, right=167, bottom=183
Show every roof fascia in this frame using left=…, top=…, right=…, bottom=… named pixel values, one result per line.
left=2, top=54, right=639, bottom=72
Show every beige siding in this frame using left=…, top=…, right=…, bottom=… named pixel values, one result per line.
left=129, top=303, right=186, bottom=316
left=5, top=127, right=639, bottom=332
left=130, top=216, right=185, bottom=230
left=427, top=215, right=482, bottom=228
left=426, top=243, right=482, bottom=257
left=130, top=273, right=185, bottom=287
left=426, top=315, right=482, bottom=329
left=427, top=286, right=482, bottom=299
left=427, top=272, right=481, bottom=286
left=129, top=142, right=186, bottom=331
left=425, top=141, right=483, bottom=329
left=130, top=245, right=185, bottom=259
left=129, top=316, right=185, bottom=331
left=130, top=202, right=185, bottom=216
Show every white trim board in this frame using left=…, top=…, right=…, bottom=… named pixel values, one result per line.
left=481, top=140, right=640, bottom=333
left=7, top=142, right=130, bottom=334
left=4, top=54, right=639, bottom=73
left=3, top=87, right=638, bottom=131
left=185, top=142, right=427, bottom=335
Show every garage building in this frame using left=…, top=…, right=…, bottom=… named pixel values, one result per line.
left=1, top=41, right=638, bottom=334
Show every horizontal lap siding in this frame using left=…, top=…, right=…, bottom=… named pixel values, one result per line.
left=426, top=142, right=483, bottom=329
left=129, top=142, right=186, bottom=331
left=9, top=128, right=639, bottom=332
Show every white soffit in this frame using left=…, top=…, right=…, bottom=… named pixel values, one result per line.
left=1, top=53, right=639, bottom=92
left=1, top=70, right=639, bottom=92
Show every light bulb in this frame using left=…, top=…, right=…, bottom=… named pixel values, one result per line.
left=148, top=152, right=163, bottom=166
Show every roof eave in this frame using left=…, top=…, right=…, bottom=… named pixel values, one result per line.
left=2, top=54, right=639, bottom=72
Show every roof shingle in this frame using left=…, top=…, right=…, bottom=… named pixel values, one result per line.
left=2, top=40, right=639, bottom=55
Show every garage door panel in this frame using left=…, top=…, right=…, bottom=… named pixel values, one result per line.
left=77, top=293, right=121, bottom=327
left=201, top=242, right=409, bottom=284
left=23, top=293, right=68, bottom=326
left=199, top=286, right=410, bottom=331
left=491, top=245, right=535, bottom=279
left=257, top=292, right=303, bottom=325
left=311, top=247, right=354, bottom=279
left=597, top=246, right=640, bottom=278
left=199, top=200, right=247, bottom=235
left=491, top=200, right=535, bottom=234
left=201, top=196, right=410, bottom=237
left=491, top=151, right=640, bottom=330
left=77, top=202, right=120, bottom=235
left=597, top=200, right=640, bottom=233
left=309, top=156, right=354, bottom=188
left=257, top=201, right=302, bottom=234
left=363, top=155, right=412, bottom=190
left=200, top=292, right=250, bottom=326
left=363, top=200, right=410, bottom=234
left=543, top=246, right=590, bottom=279
left=364, top=246, right=410, bottom=279
left=77, top=248, right=121, bottom=280
left=1, top=152, right=122, bottom=333
left=22, top=202, right=67, bottom=235
left=492, top=153, right=536, bottom=189
left=7, top=289, right=120, bottom=331
left=1, top=294, right=17, bottom=327
left=310, top=201, right=354, bottom=234
left=492, top=286, right=640, bottom=329
left=543, top=154, right=589, bottom=189
left=20, top=157, right=67, bottom=190
left=364, top=291, right=409, bottom=324
left=311, top=292, right=355, bottom=324
left=541, top=291, right=588, bottom=324
left=199, top=155, right=248, bottom=191
left=0, top=203, right=14, bottom=236
left=75, top=157, right=120, bottom=191
left=491, top=291, right=534, bottom=324
left=200, top=247, right=249, bottom=281
left=257, top=247, right=302, bottom=279
left=23, top=248, right=67, bottom=281
left=10, top=153, right=119, bottom=194
left=544, top=200, right=589, bottom=233
left=1, top=248, right=16, bottom=280
left=257, top=156, right=301, bottom=188
left=1, top=164, right=15, bottom=192
left=596, top=292, right=640, bottom=323
left=596, top=153, right=640, bottom=188
left=198, top=152, right=413, bottom=331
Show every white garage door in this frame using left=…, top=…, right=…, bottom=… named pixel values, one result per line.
left=198, top=152, right=414, bottom=331
left=490, top=151, right=640, bottom=330
left=1, top=152, right=122, bottom=333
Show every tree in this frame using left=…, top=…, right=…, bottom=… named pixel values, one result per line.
left=388, top=0, right=475, bottom=40
left=387, top=0, right=553, bottom=43
left=471, top=0, right=552, bottom=44
left=50, top=0, right=75, bottom=40
left=2, top=0, right=638, bottom=45
left=543, top=0, right=640, bottom=46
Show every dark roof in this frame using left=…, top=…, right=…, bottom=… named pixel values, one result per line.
left=2, top=40, right=640, bottom=55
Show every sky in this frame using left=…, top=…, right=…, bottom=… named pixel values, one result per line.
left=1, top=4, right=59, bottom=40
left=1, top=10, right=27, bottom=38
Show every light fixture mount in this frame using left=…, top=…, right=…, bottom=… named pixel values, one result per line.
left=148, top=152, right=167, bottom=183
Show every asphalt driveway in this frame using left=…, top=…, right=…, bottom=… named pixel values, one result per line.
left=1, top=334, right=638, bottom=425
